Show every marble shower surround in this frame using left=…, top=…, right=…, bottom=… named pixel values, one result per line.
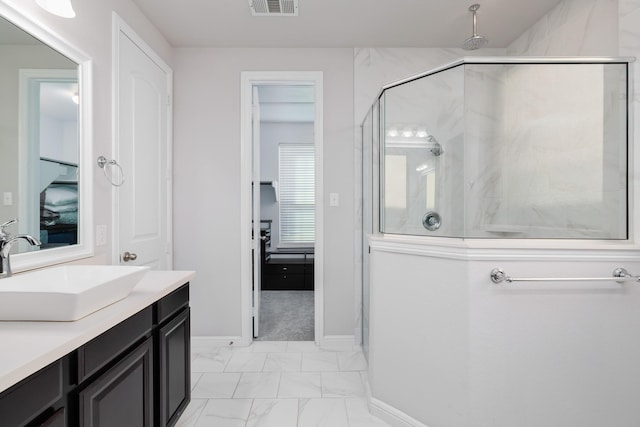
left=374, top=59, right=628, bottom=239
left=357, top=0, right=638, bottom=425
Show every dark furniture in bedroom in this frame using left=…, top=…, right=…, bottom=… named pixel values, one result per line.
left=263, top=248, right=314, bottom=291
left=39, top=158, right=78, bottom=248
left=258, top=220, right=314, bottom=291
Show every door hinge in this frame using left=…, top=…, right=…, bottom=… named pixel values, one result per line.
left=167, top=94, right=172, bottom=106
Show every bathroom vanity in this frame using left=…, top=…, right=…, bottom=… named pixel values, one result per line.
left=0, top=270, right=194, bottom=427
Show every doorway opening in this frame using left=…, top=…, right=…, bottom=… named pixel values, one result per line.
left=240, top=72, right=324, bottom=345
left=255, top=85, right=315, bottom=340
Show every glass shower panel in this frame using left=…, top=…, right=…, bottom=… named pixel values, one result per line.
left=381, top=66, right=465, bottom=236
left=361, top=106, right=374, bottom=359
left=464, top=63, right=628, bottom=239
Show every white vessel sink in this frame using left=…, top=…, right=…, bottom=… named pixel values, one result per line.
left=0, top=265, right=149, bottom=321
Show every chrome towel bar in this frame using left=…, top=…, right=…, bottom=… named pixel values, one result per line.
left=490, top=267, right=640, bottom=284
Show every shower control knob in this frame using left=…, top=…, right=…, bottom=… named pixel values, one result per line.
left=122, top=251, right=138, bottom=262
left=422, top=211, right=442, bottom=231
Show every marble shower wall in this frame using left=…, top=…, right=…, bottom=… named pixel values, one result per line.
left=355, top=0, right=619, bottom=130
left=381, top=64, right=465, bottom=236
left=507, top=0, right=618, bottom=56
left=372, top=61, right=627, bottom=239
left=356, top=0, right=626, bottom=240
left=354, top=48, right=506, bottom=128
left=620, top=0, right=640, bottom=240
left=464, top=63, right=627, bottom=238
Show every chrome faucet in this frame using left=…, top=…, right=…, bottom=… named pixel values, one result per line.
left=0, top=219, right=42, bottom=278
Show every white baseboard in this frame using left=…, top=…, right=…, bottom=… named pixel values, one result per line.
left=360, top=368, right=426, bottom=427
left=192, top=335, right=358, bottom=350
left=191, top=336, right=247, bottom=347
left=369, top=397, right=429, bottom=427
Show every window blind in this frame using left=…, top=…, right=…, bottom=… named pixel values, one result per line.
left=278, top=144, right=315, bottom=245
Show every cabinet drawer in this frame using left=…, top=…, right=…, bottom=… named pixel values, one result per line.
left=155, top=284, right=189, bottom=326
left=264, top=263, right=305, bottom=275
left=263, top=273, right=306, bottom=290
left=0, top=359, right=63, bottom=427
left=78, top=306, right=153, bottom=382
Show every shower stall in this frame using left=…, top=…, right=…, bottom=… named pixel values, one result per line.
left=371, top=58, right=628, bottom=239
left=361, top=57, right=639, bottom=427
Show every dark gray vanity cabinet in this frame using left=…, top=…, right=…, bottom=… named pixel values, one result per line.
left=78, top=338, right=154, bottom=427
left=0, top=357, right=70, bottom=427
left=0, top=282, right=190, bottom=427
left=155, top=285, right=191, bottom=427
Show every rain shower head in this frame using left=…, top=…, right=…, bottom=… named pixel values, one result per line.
left=427, top=135, right=443, bottom=156
left=463, top=4, right=488, bottom=50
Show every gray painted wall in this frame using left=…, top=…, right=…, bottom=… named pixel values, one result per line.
left=173, top=48, right=355, bottom=337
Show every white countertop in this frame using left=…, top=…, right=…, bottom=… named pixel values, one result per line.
left=0, top=270, right=195, bottom=393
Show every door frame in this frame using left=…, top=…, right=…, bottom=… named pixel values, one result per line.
left=240, top=71, right=324, bottom=346
left=111, top=14, right=173, bottom=268
left=19, top=69, right=80, bottom=242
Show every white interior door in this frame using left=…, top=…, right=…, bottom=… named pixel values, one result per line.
left=115, top=28, right=171, bottom=269
left=252, top=86, right=261, bottom=337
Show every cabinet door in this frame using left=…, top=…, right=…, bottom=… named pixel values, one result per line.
left=79, top=338, right=153, bottom=427
left=0, top=359, right=64, bottom=427
left=39, top=408, right=65, bottom=427
left=157, top=308, right=191, bottom=426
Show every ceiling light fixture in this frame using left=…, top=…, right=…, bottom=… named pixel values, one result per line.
left=36, top=0, right=76, bottom=18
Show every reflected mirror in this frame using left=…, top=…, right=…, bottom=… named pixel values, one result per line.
left=0, top=3, right=92, bottom=270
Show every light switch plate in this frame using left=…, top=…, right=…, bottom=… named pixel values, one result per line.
left=329, top=192, right=339, bottom=207
left=96, top=225, right=107, bottom=246
left=3, top=192, right=12, bottom=206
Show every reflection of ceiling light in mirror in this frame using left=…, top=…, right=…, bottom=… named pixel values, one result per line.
left=387, top=127, right=398, bottom=137
left=72, top=92, right=79, bottom=104
left=416, top=129, right=428, bottom=138
left=36, top=0, right=76, bottom=18
left=416, top=163, right=434, bottom=175
left=402, top=128, right=414, bottom=138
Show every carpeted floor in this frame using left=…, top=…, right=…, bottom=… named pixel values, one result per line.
left=256, top=291, right=314, bottom=341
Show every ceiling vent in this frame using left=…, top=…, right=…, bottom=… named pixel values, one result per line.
left=249, top=0, right=298, bottom=16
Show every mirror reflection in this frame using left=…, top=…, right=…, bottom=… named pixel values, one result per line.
left=0, top=15, right=79, bottom=254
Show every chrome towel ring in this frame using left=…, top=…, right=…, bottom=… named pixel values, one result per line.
left=97, top=156, right=125, bottom=187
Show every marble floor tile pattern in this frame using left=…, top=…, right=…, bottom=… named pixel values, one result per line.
left=180, top=340, right=390, bottom=427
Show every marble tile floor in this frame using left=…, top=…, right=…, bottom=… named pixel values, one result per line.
left=178, top=339, right=390, bottom=427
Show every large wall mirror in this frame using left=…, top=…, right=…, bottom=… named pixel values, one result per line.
left=0, top=3, right=93, bottom=272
